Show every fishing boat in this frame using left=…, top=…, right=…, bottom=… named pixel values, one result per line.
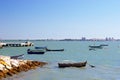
left=58, top=61, right=87, bottom=68
left=35, top=46, right=64, bottom=51
left=100, top=44, right=108, bottom=46
left=35, top=46, right=47, bottom=49
left=10, top=54, right=24, bottom=59
left=27, top=49, right=45, bottom=54
left=46, top=48, right=64, bottom=51
left=89, top=45, right=103, bottom=49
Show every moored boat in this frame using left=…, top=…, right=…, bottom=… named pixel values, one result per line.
left=27, top=49, right=45, bottom=54
left=58, top=61, right=87, bottom=68
left=35, top=46, right=47, bottom=49
left=89, top=45, right=103, bottom=49
left=35, top=46, right=64, bottom=51
left=10, top=54, right=24, bottom=59
left=46, top=48, right=64, bottom=51
left=100, top=44, right=108, bottom=46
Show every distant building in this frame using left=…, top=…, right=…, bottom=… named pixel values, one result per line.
left=81, top=37, right=86, bottom=41
left=105, top=37, right=115, bottom=41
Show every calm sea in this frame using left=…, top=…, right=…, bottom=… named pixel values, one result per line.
left=1, top=40, right=120, bottom=80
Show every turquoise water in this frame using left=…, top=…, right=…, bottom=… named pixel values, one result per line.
left=1, top=41, right=120, bottom=80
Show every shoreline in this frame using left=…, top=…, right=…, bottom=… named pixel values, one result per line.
left=0, top=55, right=47, bottom=79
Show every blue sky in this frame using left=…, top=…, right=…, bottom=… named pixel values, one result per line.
left=0, top=0, right=120, bottom=39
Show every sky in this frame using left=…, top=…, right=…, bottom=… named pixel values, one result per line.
left=0, top=0, right=120, bottom=39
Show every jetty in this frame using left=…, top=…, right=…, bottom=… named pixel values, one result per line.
left=0, top=55, right=47, bottom=79
left=0, top=41, right=33, bottom=47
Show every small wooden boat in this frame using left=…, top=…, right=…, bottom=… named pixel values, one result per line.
left=58, top=61, right=87, bottom=68
left=10, top=54, right=24, bottom=59
left=46, top=48, right=64, bottom=51
left=100, top=44, right=108, bottom=46
left=35, top=46, right=64, bottom=51
left=89, top=45, right=103, bottom=49
left=35, top=46, right=47, bottom=49
left=27, top=49, right=45, bottom=54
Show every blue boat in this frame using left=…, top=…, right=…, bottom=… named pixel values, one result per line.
left=35, top=46, right=47, bottom=49
left=27, top=49, right=45, bottom=54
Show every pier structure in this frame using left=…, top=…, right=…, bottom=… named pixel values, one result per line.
left=0, top=41, right=33, bottom=47
left=0, top=45, right=2, bottom=48
left=0, top=42, right=5, bottom=48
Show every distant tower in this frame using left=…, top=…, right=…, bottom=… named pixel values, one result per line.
left=105, top=37, right=108, bottom=41
left=112, top=37, right=114, bottom=40
left=81, top=37, right=86, bottom=41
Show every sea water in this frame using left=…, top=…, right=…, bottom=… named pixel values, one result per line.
left=1, top=40, right=120, bottom=80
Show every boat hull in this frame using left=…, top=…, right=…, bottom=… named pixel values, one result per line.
left=35, top=46, right=64, bottom=51
left=58, top=61, right=87, bottom=68
left=10, top=54, right=24, bottom=59
left=89, top=45, right=103, bottom=49
left=27, top=51, right=45, bottom=54
left=27, top=49, right=45, bottom=54
left=46, top=49, right=64, bottom=51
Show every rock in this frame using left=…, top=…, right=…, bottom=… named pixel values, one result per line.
left=0, top=55, right=47, bottom=79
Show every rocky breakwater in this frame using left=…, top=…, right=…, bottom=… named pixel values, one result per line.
left=0, top=55, right=47, bottom=79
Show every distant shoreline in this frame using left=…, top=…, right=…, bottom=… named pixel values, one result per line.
left=1, top=39, right=120, bottom=41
